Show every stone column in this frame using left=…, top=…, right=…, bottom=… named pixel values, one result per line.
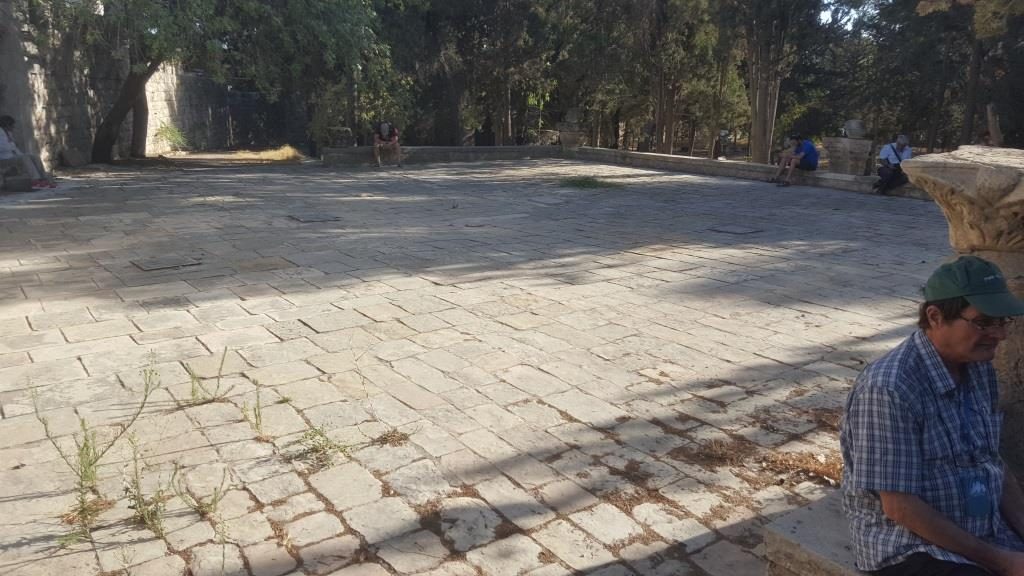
left=903, top=146, right=1024, bottom=474
left=822, top=137, right=874, bottom=175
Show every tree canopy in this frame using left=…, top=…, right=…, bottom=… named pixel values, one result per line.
left=15, top=0, right=1024, bottom=161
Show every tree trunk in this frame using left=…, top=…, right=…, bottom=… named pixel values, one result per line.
left=653, top=73, right=664, bottom=153
left=130, top=90, right=148, bottom=158
left=689, top=120, right=698, bottom=156
left=927, top=34, right=952, bottom=152
left=611, top=108, right=622, bottom=149
left=435, top=71, right=464, bottom=146
left=91, top=62, right=162, bottom=163
left=961, top=38, right=984, bottom=145
left=987, top=103, right=1004, bottom=146
left=653, top=78, right=677, bottom=155
left=745, top=7, right=786, bottom=164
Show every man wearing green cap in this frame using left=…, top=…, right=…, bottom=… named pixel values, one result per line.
left=842, top=256, right=1024, bottom=575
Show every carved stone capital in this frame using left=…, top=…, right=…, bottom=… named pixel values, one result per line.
left=902, top=146, right=1024, bottom=252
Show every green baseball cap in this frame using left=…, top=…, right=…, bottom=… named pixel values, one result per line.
left=924, top=256, right=1024, bottom=317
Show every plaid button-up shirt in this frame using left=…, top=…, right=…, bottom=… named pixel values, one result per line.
left=841, top=330, right=1024, bottom=571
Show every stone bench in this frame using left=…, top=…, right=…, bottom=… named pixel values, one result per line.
left=572, top=147, right=927, bottom=200
left=321, top=145, right=928, bottom=201
left=764, top=492, right=863, bottom=576
left=0, top=157, right=32, bottom=193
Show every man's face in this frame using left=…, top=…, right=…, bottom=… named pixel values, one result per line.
left=929, top=305, right=1010, bottom=363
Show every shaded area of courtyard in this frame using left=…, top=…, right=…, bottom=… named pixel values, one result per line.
left=0, top=160, right=950, bottom=576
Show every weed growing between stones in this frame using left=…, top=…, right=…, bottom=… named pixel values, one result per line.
left=243, top=381, right=269, bottom=441
left=172, top=463, right=228, bottom=519
left=123, top=435, right=168, bottom=537
left=214, top=513, right=231, bottom=575
left=185, top=347, right=235, bottom=405
left=372, top=428, right=411, bottom=447
left=297, top=427, right=347, bottom=471
left=35, top=365, right=162, bottom=545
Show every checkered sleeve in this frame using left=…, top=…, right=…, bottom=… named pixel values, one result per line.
left=846, top=383, right=922, bottom=494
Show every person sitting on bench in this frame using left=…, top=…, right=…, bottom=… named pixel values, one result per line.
left=373, top=120, right=402, bottom=168
left=0, top=115, right=54, bottom=188
left=874, top=134, right=912, bottom=194
left=769, top=134, right=818, bottom=187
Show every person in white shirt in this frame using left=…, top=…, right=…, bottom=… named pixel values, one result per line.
left=873, top=134, right=912, bottom=194
left=0, top=115, right=54, bottom=188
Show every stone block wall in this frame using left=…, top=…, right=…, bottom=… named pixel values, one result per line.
left=142, top=66, right=231, bottom=156
left=0, top=5, right=261, bottom=168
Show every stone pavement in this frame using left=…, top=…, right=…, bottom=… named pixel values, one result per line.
left=0, top=160, right=949, bottom=576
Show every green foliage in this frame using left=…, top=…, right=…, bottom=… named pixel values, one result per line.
left=185, top=348, right=235, bottom=406
left=35, top=365, right=161, bottom=544
left=16, top=0, right=1024, bottom=156
left=123, top=435, right=167, bottom=537
left=297, top=427, right=347, bottom=471
left=171, top=463, right=227, bottom=519
left=154, top=124, right=189, bottom=151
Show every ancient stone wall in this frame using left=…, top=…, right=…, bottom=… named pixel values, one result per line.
left=0, top=4, right=256, bottom=167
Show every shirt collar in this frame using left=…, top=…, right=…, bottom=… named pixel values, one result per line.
left=912, top=329, right=958, bottom=396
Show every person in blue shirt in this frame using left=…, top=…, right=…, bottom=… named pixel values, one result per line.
left=769, top=133, right=819, bottom=187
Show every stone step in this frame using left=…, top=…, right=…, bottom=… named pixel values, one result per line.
left=763, top=492, right=864, bottom=576
left=1, top=175, right=33, bottom=193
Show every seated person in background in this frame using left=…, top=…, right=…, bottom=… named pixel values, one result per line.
left=769, top=134, right=818, bottom=187
left=874, top=134, right=912, bottom=194
left=373, top=121, right=402, bottom=168
left=842, top=256, right=1024, bottom=576
left=0, top=115, right=54, bottom=188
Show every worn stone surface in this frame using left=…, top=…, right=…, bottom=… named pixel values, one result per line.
left=298, top=535, right=362, bottom=575
left=245, top=540, right=299, bottom=576
left=376, top=530, right=450, bottom=573
left=439, top=497, right=503, bottom=552
left=190, top=543, right=248, bottom=576
left=310, top=462, right=383, bottom=510
left=0, top=162, right=949, bottom=575
left=532, top=519, right=616, bottom=572
left=343, top=497, right=421, bottom=544
left=465, top=535, right=546, bottom=576
left=286, top=511, right=346, bottom=547
left=763, top=492, right=859, bottom=576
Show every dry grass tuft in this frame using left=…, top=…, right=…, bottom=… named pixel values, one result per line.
left=808, top=407, right=843, bottom=432
left=372, top=429, right=411, bottom=447
left=61, top=497, right=114, bottom=525
left=761, top=451, right=843, bottom=486
left=228, top=145, right=306, bottom=163
left=668, top=438, right=758, bottom=469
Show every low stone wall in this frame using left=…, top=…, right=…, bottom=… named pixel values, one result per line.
left=572, top=148, right=928, bottom=200
left=142, top=68, right=232, bottom=157
left=321, top=144, right=929, bottom=200
left=322, top=145, right=562, bottom=166
left=0, top=5, right=262, bottom=167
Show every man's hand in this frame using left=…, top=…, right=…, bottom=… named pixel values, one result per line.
left=1001, top=467, right=1024, bottom=539
left=880, top=491, right=1014, bottom=574
left=993, top=549, right=1024, bottom=576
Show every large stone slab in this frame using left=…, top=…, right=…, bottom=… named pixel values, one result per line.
left=763, top=492, right=860, bottom=576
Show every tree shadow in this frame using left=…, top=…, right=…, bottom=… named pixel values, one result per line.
left=0, top=160, right=940, bottom=574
